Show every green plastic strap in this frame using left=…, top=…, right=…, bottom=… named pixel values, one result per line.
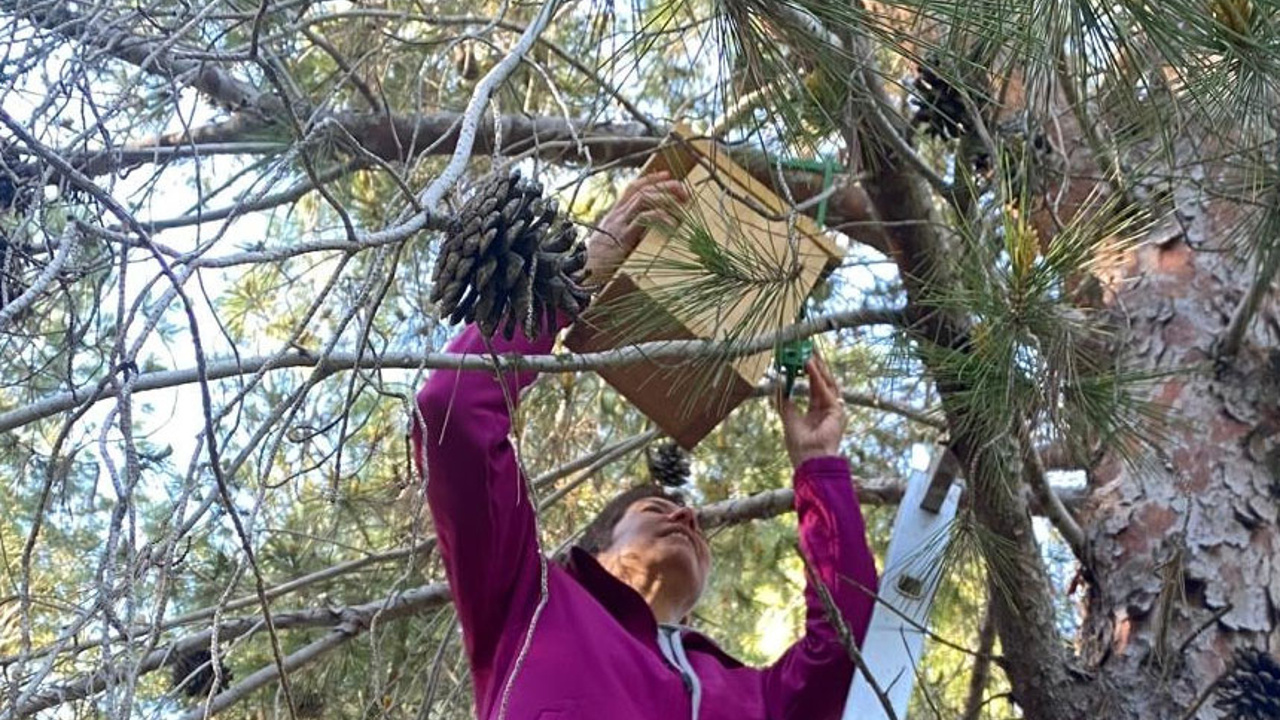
left=774, top=156, right=838, bottom=228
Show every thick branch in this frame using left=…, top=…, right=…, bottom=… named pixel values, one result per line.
left=835, top=12, right=1091, bottom=719
left=2, top=583, right=453, bottom=720
left=64, top=112, right=883, bottom=249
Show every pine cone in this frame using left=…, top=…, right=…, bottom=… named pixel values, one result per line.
left=910, top=64, right=967, bottom=140
left=170, top=647, right=232, bottom=698
left=0, top=175, right=16, bottom=212
left=1215, top=648, right=1280, bottom=720
left=430, top=170, right=591, bottom=340
left=647, top=441, right=691, bottom=488
left=0, top=151, right=38, bottom=215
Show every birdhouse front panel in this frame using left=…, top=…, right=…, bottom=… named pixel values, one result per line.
left=566, top=132, right=843, bottom=448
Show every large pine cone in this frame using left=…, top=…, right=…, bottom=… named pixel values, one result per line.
left=1215, top=648, right=1280, bottom=720
left=430, top=170, right=591, bottom=340
left=170, top=647, right=231, bottom=698
left=647, top=441, right=691, bottom=488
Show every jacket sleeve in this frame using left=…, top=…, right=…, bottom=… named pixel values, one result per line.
left=411, top=322, right=558, bottom=677
left=763, top=455, right=878, bottom=720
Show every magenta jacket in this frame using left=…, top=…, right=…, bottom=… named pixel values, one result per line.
left=412, top=322, right=878, bottom=720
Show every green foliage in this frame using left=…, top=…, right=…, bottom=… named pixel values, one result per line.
left=915, top=185, right=1168, bottom=467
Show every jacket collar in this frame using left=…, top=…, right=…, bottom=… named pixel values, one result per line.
left=563, top=547, right=744, bottom=669
left=565, top=546, right=660, bottom=644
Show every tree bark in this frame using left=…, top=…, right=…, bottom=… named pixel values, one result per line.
left=1076, top=194, right=1280, bottom=718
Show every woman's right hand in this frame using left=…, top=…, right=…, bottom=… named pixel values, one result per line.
left=775, top=350, right=847, bottom=468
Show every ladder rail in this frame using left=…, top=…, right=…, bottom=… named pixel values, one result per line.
left=841, top=450, right=962, bottom=720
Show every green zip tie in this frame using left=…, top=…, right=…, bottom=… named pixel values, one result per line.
left=775, top=156, right=838, bottom=228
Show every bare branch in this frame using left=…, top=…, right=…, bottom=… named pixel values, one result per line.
left=2, top=461, right=1086, bottom=719
left=56, top=112, right=883, bottom=248
left=1, top=482, right=863, bottom=719
left=1019, top=423, right=1089, bottom=562
left=413, top=0, right=562, bottom=213
left=2, top=0, right=283, bottom=118
left=0, top=307, right=904, bottom=432
left=0, top=227, right=78, bottom=329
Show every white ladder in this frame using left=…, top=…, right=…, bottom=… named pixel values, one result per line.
left=842, top=450, right=962, bottom=719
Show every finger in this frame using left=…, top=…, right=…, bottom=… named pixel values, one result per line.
left=815, top=355, right=846, bottom=419
left=633, top=180, right=692, bottom=210
left=635, top=208, right=681, bottom=233
left=633, top=177, right=687, bottom=195
left=773, top=382, right=798, bottom=423
left=622, top=171, right=672, bottom=200
left=613, top=181, right=684, bottom=232
left=804, top=366, right=829, bottom=412
left=605, top=197, right=641, bottom=239
left=651, top=179, right=692, bottom=203
left=806, top=356, right=839, bottom=409
left=812, top=349, right=841, bottom=395
left=620, top=222, right=648, bottom=250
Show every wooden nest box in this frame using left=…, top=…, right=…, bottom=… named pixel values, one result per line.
left=565, top=130, right=843, bottom=449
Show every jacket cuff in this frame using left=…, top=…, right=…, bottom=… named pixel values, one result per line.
left=795, top=455, right=850, bottom=480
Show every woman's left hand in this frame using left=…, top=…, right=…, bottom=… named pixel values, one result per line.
left=775, top=349, right=847, bottom=467
left=583, top=171, right=690, bottom=286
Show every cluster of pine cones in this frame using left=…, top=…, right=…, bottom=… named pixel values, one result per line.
left=647, top=441, right=691, bottom=488
left=910, top=56, right=979, bottom=142
left=1216, top=648, right=1280, bottom=719
left=430, top=170, right=591, bottom=340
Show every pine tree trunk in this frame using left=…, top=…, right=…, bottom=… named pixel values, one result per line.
left=1078, top=196, right=1280, bottom=718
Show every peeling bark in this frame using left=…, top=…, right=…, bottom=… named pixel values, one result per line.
left=1078, top=192, right=1280, bottom=718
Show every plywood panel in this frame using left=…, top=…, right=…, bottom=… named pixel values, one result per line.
left=565, top=128, right=844, bottom=448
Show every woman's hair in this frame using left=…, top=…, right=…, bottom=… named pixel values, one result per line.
left=577, top=484, right=686, bottom=555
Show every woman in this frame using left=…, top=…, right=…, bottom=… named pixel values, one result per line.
left=412, top=173, right=878, bottom=720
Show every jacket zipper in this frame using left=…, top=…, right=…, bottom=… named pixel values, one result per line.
left=658, top=625, right=702, bottom=720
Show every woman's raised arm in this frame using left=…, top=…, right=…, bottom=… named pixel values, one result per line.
left=764, top=352, right=879, bottom=719
left=410, top=171, right=689, bottom=694
left=413, top=323, right=554, bottom=679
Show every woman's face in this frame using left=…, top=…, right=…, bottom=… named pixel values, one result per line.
left=607, top=496, right=712, bottom=610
